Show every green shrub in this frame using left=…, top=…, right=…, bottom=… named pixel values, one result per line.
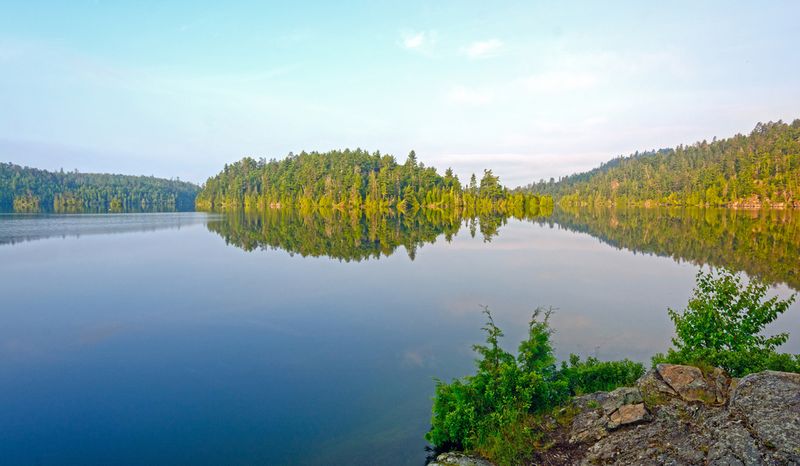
left=656, top=268, right=798, bottom=377
left=427, top=307, right=643, bottom=464
left=559, top=354, right=644, bottom=395
left=426, top=308, right=566, bottom=459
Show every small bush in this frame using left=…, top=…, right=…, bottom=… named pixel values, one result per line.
left=427, top=307, right=643, bottom=464
left=559, top=354, right=644, bottom=395
left=656, top=268, right=798, bottom=377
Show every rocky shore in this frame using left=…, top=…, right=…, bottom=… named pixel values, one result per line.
left=430, top=364, right=800, bottom=465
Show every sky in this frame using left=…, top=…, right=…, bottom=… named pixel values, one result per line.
left=1, top=1, right=799, bottom=186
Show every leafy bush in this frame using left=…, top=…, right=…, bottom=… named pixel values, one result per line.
left=655, top=268, right=798, bottom=377
left=559, top=354, right=644, bottom=395
left=426, top=307, right=643, bottom=464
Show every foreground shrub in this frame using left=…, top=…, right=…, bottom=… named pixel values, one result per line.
left=426, top=307, right=643, bottom=464
left=559, top=354, right=644, bottom=395
left=655, top=268, right=798, bottom=377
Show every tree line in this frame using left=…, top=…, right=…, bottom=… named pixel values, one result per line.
left=196, top=148, right=551, bottom=217
left=0, top=163, right=199, bottom=213
left=523, top=120, right=800, bottom=208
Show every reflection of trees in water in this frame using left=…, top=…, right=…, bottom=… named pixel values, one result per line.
left=206, top=205, right=799, bottom=288
left=541, top=206, right=800, bottom=290
left=207, top=206, right=552, bottom=262
left=4, top=204, right=187, bottom=214
left=0, top=213, right=208, bottom=246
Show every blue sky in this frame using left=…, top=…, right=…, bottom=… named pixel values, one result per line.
left=1, top=1, right=799, bottom=185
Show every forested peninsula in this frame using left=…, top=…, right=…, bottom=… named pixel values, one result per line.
left=195, top=149, right=551, bottom=217
left=0, top=163, right=199, bottom=213
left=524, top=120, right=800, bottom=208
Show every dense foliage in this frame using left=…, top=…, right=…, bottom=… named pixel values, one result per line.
left=426, top=308, right=644, bottom=464
left=654, top=269, right=799, bottom=377
left=558, top=354, right=646, bottom=396
left=540, top=206, right=800, bottom=289
left=196, top=149, right=549, bottom=216
left=207, top=204, right=553, bottom=261
left=0, top=162, right=199, bottom=212
left=524, top=120, right=800, bottom=207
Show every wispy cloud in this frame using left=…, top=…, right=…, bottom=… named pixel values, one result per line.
left=463, top=39, right=503, bottom=59
left=400, top=30, right=436, bottom=53
left=402, top=31, right=425, bottom=49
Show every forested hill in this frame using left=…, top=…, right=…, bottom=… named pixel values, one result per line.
left=523, top=120, right=800, bottom=208
left=0, top=163, right=199, bottom=213
left=196, top=149, right=549, bottom=216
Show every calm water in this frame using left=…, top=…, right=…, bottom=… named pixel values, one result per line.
left=1, top=209, right=798, bottom=465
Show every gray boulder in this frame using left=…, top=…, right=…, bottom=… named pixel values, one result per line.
left=574, top=366, right=799, bottom=465
left=731, top=370, right=800, bottom=464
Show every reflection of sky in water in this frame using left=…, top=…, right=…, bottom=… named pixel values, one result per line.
left=0, top=213, right=797, bottom=465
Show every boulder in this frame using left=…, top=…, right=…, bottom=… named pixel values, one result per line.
left=607, top=403, right=649, bottom=429
left=730, top=370, right=800, bottom=463
left=601, top=386, right=643, bottom=414
left=569, top=386, right=650, bottom=442
left=656, top=363, right=728, bottom=405
left=571, top=368, right=799, bottom=465
left=637, top=368, right=678, bottom=408
left=569, top=393, right=609, bottom=444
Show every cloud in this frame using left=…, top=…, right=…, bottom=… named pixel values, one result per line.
left=464, top=39, right=503, bottom=59
left=402, top=31, right=426, bottom=49
left=446, top=85, right=493, bottom=105
left=401, top=349, right=426, bottom=367
left=399, top=30, right=437, bottom=53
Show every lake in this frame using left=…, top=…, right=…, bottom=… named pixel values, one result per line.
left=1, top=208, right=798, bottom=465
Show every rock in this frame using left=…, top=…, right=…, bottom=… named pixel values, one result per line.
left=731, top=370, right=800, bottom=463
left=637, top=368, right=681, bottom=410
left=569, top=392, right=610, bottom=443
left=569, top=388, right=645, bottom=443
left=601, top=386, right=643, bottom=414
left=707, top=366, right=732, bottom=405
left=704, top=414, right=764, bottom=466
left=571, top=391, right=610, bottom=412
left=429, top=452, right=495, bottom=466
left=607, top=403, right=649, bottom=429
left=656, top=363, right=728, bottom=405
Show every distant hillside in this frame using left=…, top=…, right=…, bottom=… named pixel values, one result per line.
left=0, top=163, right=199, bottom=213
left=524, top=120, right=800, bottom=208
left=196, top=148, right=550, bottom=217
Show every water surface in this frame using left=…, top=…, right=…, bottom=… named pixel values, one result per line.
left=1, top=208, right=797, bottom=465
